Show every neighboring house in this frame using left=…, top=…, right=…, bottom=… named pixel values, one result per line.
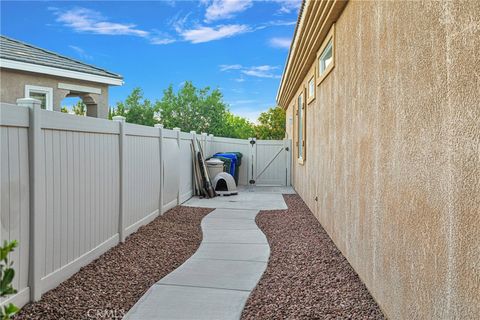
left=0, top=35, right=123, bottom=118
left=277, top=1, right=478, bottom=319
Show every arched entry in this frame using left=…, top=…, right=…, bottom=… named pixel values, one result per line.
left=80, top=93, right=99, bottom=117
left=60, top=91, right=99, bottom=117
left=61, top=96, right=84, bottom=115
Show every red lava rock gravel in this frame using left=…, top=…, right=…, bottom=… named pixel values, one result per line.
left=14, top=205, right=212, bottom=320
left=242, top=194, right=384, bottom=320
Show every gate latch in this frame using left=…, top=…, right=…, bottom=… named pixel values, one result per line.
left=250, top=140, right=256, bottom=145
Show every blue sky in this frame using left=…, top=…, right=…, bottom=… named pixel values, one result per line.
left=1, top=0, right=299, bottom=121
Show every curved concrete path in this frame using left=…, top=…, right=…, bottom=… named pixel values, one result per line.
left=124, top=208, right=269, bottom=320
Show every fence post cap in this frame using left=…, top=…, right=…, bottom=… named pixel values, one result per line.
left=154, top=124, right=164, bottom=128
left=208, top=134, right=214, bottom=137
left=16, top=97, right=41, bottom=108
left=201, top=132, right=208, bottom=136
left=112, top=116, right=126, bottom=122
left=190, top=130, right=196, bottom=134
left=173, top=127, right=181, bottom=131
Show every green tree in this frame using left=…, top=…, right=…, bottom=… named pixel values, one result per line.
left=0, top=240, right=19, bottom=319
left=112, top=88, right=157, bottom=126
left=224, top=112, right=255, bottom=139
left=110, top=84, right=286, bottom=140
left=255, top=106, right=286, bottom=140
left=111, top=101, right=126, bottom=118
left=155, top=81, right=229, bottom=135
left=72, top=101, right=86, bottom=116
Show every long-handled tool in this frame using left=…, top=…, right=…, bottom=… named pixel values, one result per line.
left=196, top=138, right=215, bottom=198
left=190, top=142, right=203, bottom=196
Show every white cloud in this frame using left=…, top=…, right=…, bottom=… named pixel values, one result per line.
left=68, top=45, right=92, bottom=60
left=242, top=65, right=280, bottom=78
left=180, top=24, right=250, bottom=43
left=220, top=64, right=281, bottom=79
left=53, top=7, right=149, bottom=37
left=169, top=13, right=192, bottom=33
left=219, top=64, right=243, bottom=71
left=51, top=3, right=297, bottom=47
left=52, top=7, right=178, bottom=46
left=204, top=0, right=253, bottom=22
left=150, top=37, right=176, bottom=45
left=272, top=0, right=302, bottom=14
left=269, top=37, right=291, bottom=49
left=261, top=20, right=296, bottom=28
left=149, top=30, right=176, bottom=45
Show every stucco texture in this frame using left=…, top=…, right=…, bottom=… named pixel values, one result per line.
left=0, top=69, right=109, bottom=118
left=286, top=1, right=479, bottom=319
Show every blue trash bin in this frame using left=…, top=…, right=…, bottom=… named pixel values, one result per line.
left=214, top=153, right=238, bottom=183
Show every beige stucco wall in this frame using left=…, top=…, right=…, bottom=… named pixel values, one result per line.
left=0, top=68, right=110, bottom=118
left=286, top=1, right=479, bottom=319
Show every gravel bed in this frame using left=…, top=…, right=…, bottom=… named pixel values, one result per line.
left=242, top=194, right=384, bottom=319
left=15, top=206, right=212, bottom=320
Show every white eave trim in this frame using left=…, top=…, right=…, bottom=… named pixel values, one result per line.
left=58, top=83, right=102, bottom=95
left=276, top=0, right=311, bottom=106
left=0, top=58, right=124, bottom=86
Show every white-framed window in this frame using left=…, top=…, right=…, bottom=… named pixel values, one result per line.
left=25, top=85, right=53, bottom=111
left=296, top=89, right=306, bottom=164
left=317, top=24, right=335, bottom=85
left=307, top=74, right=315, bottom=103
left=319, top=40, right=333, bottom=74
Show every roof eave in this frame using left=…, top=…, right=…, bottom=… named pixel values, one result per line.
left=0, top=58, right=124, bottom=86
left=276, top=0, right=348, bottom=109
left=276, top=0, right=308, bottom=108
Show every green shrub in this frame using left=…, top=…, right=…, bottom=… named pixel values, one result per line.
left=0, top=240, right=19, bottom=320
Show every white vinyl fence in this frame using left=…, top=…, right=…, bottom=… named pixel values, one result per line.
left=0, top=98, right=290, bottom=308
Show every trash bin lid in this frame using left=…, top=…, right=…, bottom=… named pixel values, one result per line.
left=206, top=158, right=224, bottom=166
left=212, top=156, right=232, bottom=174
left=224, top=152, right=243, bottom=165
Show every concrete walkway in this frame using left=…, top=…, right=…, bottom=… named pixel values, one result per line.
left=183, top=186, right=294, bottom=210
left=124, top=188, right=289, bottom=320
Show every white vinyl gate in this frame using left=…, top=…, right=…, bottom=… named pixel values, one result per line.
left=248, top=138, right=291, bottom=186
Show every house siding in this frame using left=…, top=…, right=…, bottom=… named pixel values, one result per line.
left=0, top=68, right=109, bottom=118
left=285, top=1, right=479, bottom=319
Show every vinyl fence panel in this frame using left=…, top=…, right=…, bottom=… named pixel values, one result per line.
left=179, top=132, right=194, bottom=203
left=0, top=107, right=31, bottom=307
left=124, top=124, right=161, bottom=237
left=39, top=112, right=120, bottom=294
left=162, top=129, right=180, bottom=211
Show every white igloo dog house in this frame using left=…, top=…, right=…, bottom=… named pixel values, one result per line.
left=212, top=172, right=238, bottom=196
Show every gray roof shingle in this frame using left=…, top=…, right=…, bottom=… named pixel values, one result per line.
left=0, top=35, right=123, bottom=80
